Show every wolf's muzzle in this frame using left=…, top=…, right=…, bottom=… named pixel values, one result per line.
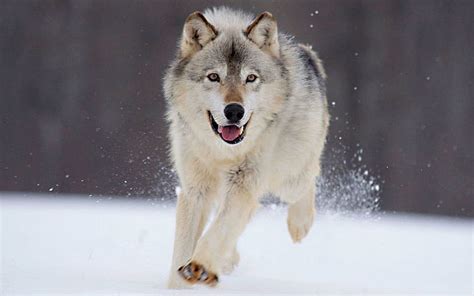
left=208, top=111, right=250, bottom=145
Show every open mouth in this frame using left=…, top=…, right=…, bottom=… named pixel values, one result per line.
left=208, top=111, right=249, bottom=145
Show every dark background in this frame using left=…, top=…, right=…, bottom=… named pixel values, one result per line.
left=0, top=0, right=472, bottom=217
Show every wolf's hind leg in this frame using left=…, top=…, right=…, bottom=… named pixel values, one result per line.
left=287, top=184, right=315, bottom=243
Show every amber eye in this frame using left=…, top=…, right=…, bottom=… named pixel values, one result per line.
left=246, top=74, right=257, bottom=83
left=207, top=73, right=220, bottom=82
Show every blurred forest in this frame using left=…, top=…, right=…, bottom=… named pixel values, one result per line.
left=0, top=0, right=472, bottom=217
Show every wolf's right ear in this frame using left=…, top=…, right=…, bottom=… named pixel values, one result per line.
left=180, top=11, right=217, bottom=58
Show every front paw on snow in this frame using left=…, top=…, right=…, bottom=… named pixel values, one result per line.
left=178, top=261, right=219, bottom=287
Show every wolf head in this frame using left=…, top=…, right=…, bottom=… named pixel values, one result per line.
left=165, top=8, right=288, bottom=148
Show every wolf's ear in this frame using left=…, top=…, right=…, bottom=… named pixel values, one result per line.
left=244, top=12, right=280, bottom=58
left=180, top=11, right=217, bottom=58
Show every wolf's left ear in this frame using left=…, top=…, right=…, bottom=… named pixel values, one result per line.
left=180, top=11, right=218, bottom=58
left=244, top=12, right=280, bottom=58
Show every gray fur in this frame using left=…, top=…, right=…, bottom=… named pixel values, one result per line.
left=165, top=7, right=329, bottom=289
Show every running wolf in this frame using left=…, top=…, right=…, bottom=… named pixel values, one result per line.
left=164, top=7, right=329, bottom=288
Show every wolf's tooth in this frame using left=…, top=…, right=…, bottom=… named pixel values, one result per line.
left=239, top=126, right=244, bottom=135
left=217, top=126, right=223, bottom=133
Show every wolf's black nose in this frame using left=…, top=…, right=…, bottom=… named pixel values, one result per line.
left=224, top=103, right=245, bottom=122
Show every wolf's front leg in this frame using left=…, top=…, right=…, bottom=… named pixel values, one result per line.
left=287, top=184, right=316, bottom=243
left=178, top=186, right=258, bottom=286
left=167, top=189, right=213, bottom=289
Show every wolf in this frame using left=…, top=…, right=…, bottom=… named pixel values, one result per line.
left=164, top=7, right=329, bottom=288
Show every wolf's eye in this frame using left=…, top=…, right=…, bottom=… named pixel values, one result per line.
left=207, top=73, right=220, bottom=82
left=246, top=74, right=257, bottom=83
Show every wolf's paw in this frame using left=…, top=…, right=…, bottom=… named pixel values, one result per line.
left=178, top=261, right=219, bottom=287
left=222, top=248, right=240, bottom=275
left=287, top=205, right=314, bottom=243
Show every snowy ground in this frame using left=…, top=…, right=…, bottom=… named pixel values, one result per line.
left=0, top=193, right=472, bottom=295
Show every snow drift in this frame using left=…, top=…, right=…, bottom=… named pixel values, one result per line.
left=0, top=194, right=471, bottom=295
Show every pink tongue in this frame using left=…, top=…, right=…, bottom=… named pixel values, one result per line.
left=220, top=126, right=241, bottom=142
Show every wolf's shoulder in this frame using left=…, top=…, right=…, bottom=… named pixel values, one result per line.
left=294, top=43, right=327, bottom=81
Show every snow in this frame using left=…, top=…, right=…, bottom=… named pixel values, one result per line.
left=1, top=193, right=472, bottom=295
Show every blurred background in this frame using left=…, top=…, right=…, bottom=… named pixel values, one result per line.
left=0, top=0, right=472, bottom=217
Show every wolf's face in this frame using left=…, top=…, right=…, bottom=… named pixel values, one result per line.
left=167, top=11, right=287, bottom=147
